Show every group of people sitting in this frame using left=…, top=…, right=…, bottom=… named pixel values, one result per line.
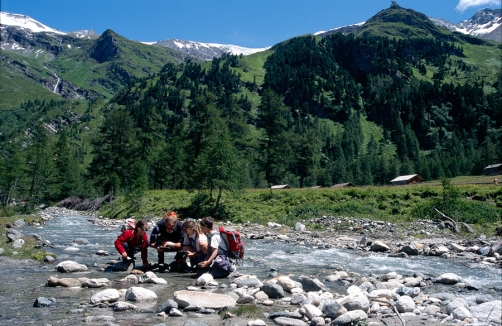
left=114, top=212, right=232, bottom=278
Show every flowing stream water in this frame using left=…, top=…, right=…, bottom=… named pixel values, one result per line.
left=0, top=212, right=500, bottom=325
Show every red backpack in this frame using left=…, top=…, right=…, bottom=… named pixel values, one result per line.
left=218, top=225, right=245, bottom=260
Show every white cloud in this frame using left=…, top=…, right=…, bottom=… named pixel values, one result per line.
left=455, top=0, right=501, bottom=12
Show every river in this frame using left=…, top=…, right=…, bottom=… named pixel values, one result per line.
left=0, top=211, right=500, bottom=325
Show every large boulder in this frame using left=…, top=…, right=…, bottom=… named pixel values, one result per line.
left=125, top=287, right=157, bottom=302
left=470, top=301, right=501, bottom=324
left=173, top=290, right=236, bottom=309
left=56, top=260, right=88, bottom=273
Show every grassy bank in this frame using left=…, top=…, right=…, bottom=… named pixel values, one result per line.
left=0, top=214, right=55, bottom=261
left=100, top=182, right=501, bottom=236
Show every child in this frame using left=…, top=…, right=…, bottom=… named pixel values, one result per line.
left=179, top=219, right=208, bottom=272
left=198, top=216, right=231, bottom=278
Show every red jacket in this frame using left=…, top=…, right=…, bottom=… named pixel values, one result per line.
left=114, top=230, right=149, bottom=264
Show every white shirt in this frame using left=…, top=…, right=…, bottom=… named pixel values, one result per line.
left=183, top=232, right=207, bottom=251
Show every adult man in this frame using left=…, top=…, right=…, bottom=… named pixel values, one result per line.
left=149, top=211, right=184, bottom=271
left=114, top=220, right=150, bottom=269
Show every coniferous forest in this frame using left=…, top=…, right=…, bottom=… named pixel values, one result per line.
left=1, top=26, right=501, bottom=213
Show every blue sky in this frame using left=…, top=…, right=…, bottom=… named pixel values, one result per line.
left=2, top=0, right=501, bottom=47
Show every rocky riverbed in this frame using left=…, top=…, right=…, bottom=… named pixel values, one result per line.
left=1, top=207, right=501, bottom=326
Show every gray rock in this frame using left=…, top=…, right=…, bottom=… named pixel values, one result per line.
left=269, top=311, right=291, bottom=319
left=56, top=260, right=88, bottom=273
left=322, top=300, right=347, bottom=319
left=339, top=293, right=370, bottom=311
left=475, top=294, right=494, bottom=304
left=446, top=298, right=469, bottom=314
left=309, top=316, right=325, bottom=326
left=298, top=276, right=327, bottom=292
left=32, top=234, right=42, bottom=241
left=183, top=321, right=208, bottom=326
left=34, top=297, right=53, bottom=307
left=370, top=241, right=390, bottom=252
left=96, top=250, right=109, bottom=256
left=260, top=282, right=284, bottom=298
left=47, top=276, right=81, bottom=288
left=273, top=317, right=308, bottom=325
left=452, top=306, right=472, bottom=320
left=12, top=239, right=25, bottom=248
left=74, top=238, right=89, bottom=245
left=435, top=273, right=462, bottom=284
left=6, top=228, right=23, bottom=241
left=90, top=289, right=120, bottom=304
left=395, top=295, right=415, bottom=313
left=155, top=299, right=178, bottom=313
left=125, top=287, right=157, bottom=302
left=44, top=255, right=55, bottom=263
left=429, top=292, right=457, bottom=302
left=470, top=300, right=501, bottom=324
left=400, top=245, right=419, bottom=255
left=184, top=304, right=203, bottom=311
left=295, top=222, right=306, bottom=231
left=291, top=293, right=307, bottom=305
left=173, top=290, right=236, bottom=309
left=396, top=286, right=420, bottom=297
left=359, top=281, right=375, bottom=293
left=332, top=310, right=368, bottom=325
left=476, top=246, right=490, bottom=256
left=14, top=219, right=25, bottom=227
left=84, top=316, right=115, bottom=323
left=303, top=303, right=322, bottom=319
left=254, top=291, right=269, bottom=302
left=82, top=278, right=110, bottom=288
left=276, top=276, right=296, bottom=291
left=112, top=301, right=137, bottom=311
left=169, top=308, right=184, bottom=317
left=0, top=248, right=4, bottom=255
left=235, top=277, right=262, bottom=288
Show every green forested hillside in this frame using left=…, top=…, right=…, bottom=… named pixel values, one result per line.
left=0, top=4, right=501, bottom=218
left=0, top=29, right=194, bottom=109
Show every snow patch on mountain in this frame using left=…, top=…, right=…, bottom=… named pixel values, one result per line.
left=1, top=12, right=66, bottom=35
left=154, top=38, right=270, bottom=60
left=314, top=22, right=365, bottom=36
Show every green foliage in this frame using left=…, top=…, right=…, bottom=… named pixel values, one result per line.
left=1, top=8, right=501, bottom=211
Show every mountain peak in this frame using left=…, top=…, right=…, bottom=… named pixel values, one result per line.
left=390, top=1, right=402, bottom=9
left=90, top=29, right=121, bottom=63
